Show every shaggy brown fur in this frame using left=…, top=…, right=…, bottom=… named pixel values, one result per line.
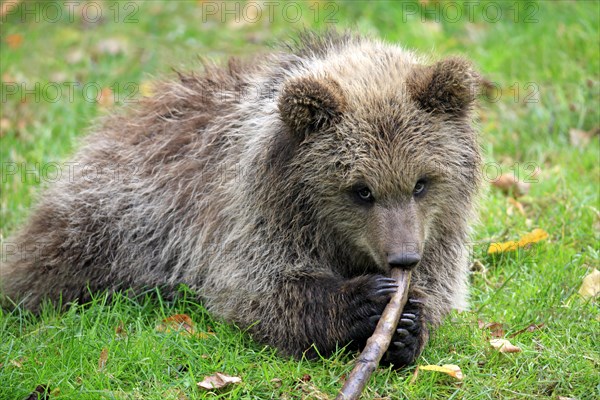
left=1, top=31, right=481, bottom=367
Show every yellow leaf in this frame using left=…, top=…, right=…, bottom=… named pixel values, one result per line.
left=156, top=314, right=195, bottom=335
left=488, top=228, right=549, bottom=254
left=578, top=269, right=600, bottom=299
left=419, top=364, right=464, bottom=380
left=490, top=338, right=521, bottom=353
left=139, top=81, right=154, bottom=97
left=156, top=313, right=214, bottom=338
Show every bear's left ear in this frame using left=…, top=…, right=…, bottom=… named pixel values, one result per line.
left=278, top=76, right=346, bottom=138
left=407, top=57, right=480, bottom=116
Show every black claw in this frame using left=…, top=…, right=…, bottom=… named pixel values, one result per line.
left=378, top=283, right=399, bottom=290
left=408, top=298, right=425, bottom=306
left=396, top=328, right=409, bottom=338
left=369, top=315, right=381, bottom=324
left=393, top=341, right=406, bottom=348
left=376, top=277, right=397, bottom=285
left=374, top=287, right=398, bottom=297
left=398, top=318, right=415, bottom=327
left=401, top=313, right=416, bottom=320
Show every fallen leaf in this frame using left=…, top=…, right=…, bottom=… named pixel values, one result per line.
left=419, top=364, right=464, bottom=380
left=6, top=33, right=23, bottom=49
left=156, top=314, right=214, bottom=338
left=98, top=87, right=114, bottom=107
left=491, top=173, right=530, bottom=197
left=98, top=347, right=109, bottom=371
left=510, top=323, right=545, bottom=338
left=157, top=314, right=195, bottom=335
left=487, top=228, right=549, bottom=254
left=23, top=384, right=49, bottom=400
left=10, top=357, right=25, bottom=368
left=479, top=321, right=505, bottom=338
left=197, top=372, right=242, bottom=390
left=507, top=197, right=526, bottom=216
left=557, top=397, right=576, bottom=400
left=115, top=321, right=127, bottom=338
left=578, top=269, right=600, bottom=299
left=569, top=128, right=599, bottom=149
left=270, top=378, right=282, bottom=388
left=490, top=338, right=521, bottom=353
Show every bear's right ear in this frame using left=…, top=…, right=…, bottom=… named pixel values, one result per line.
left=278, top=76, right=346, bottom=138
left=407, top=57, right=480, bottom=116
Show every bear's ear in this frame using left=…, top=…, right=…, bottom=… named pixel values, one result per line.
left=278, top=76, right=346, bottom=137
left=407, top=57, right=480, bottom=116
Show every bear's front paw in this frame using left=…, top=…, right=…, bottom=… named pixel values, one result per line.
left=342, top=275, right=398, bottom=343
left=382, top=297, right=424, bottom=368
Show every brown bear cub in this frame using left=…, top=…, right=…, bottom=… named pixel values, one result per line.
left=1, top=32, right=481, bottom=367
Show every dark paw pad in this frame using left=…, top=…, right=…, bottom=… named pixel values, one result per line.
left=382, top=297, right=423, bottom=368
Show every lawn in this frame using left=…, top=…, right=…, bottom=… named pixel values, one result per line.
left=1, top=1, right=598, bottom=399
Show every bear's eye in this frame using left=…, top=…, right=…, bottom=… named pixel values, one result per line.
left=354, top=186, right=375, bottom=204
left=413, top=179, right=428, bottom=197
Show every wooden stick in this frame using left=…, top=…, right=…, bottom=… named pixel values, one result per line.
left=336, top=268, right=412, bottom=400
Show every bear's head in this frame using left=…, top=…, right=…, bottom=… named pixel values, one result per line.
left=273, top=56, right=481, bottom=276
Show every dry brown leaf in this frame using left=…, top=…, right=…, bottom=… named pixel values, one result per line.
left=488, top=228, right=549, bottom=254
left=578, top=269, right=600, bottom=299
left=98, top=347, right=109, bottom=371
left=10, top=357, right=25, bottom=368
left=197, top=372, right=242, bottom=390
left=115, top=321, right=127, bottom=338
left=419, top=364, right=464, bottom=380
left=270, top=378, right=282, bottom=388
left=156, top=314, right=214, bottom=338
left=6, top=33, right=23, bottom=49
left=507, top=197, right=526, bottom=216
left=479, top=321, right=505, bottom=338
left=569, top=128, right=599, bottom=148
left=557, top=396, right=576, bottom=400
left=490, top=338, right=521, bottom=353
left=509, top=323, right=545, bottom=338
left=156, top=314, right=195, bottom=335
left=491, top=173, right=530, bottom=197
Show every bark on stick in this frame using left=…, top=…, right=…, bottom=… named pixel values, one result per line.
left=336, top=268, right=412, bottom=400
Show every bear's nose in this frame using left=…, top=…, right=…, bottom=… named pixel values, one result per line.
left=387, top=252, right=421, bottom=269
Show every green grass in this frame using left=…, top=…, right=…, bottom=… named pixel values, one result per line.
left=1, top=1, right=599, bottom=399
